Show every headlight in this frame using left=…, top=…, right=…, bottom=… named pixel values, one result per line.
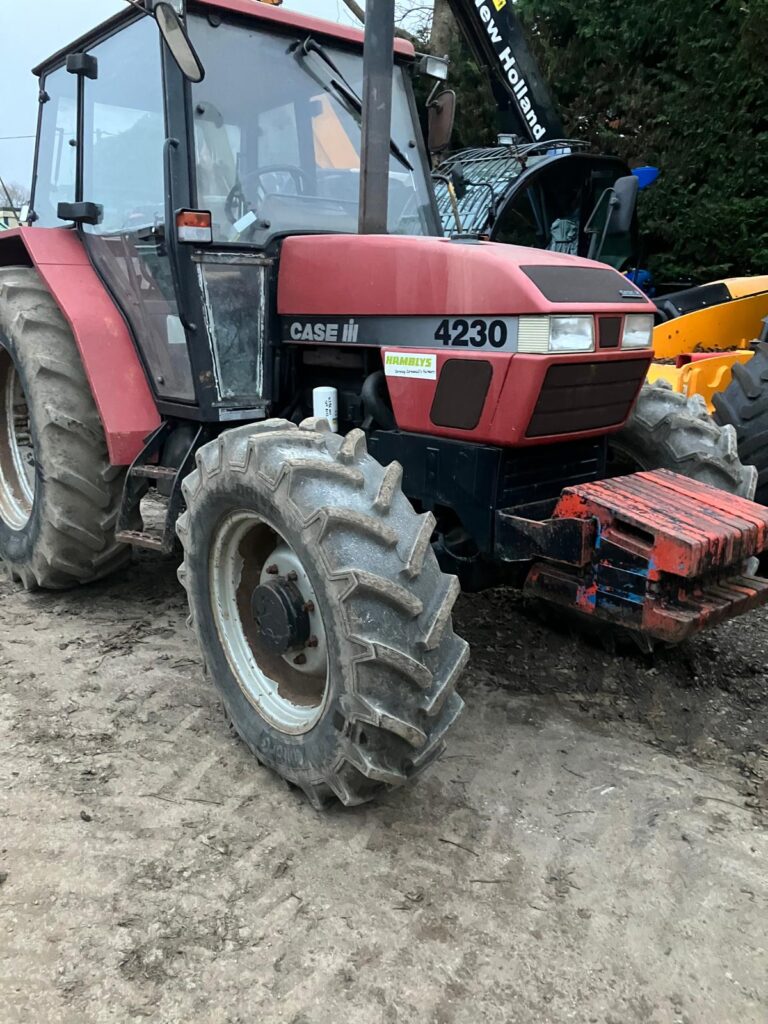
left=518, top=315, right=595, bottom=353
left=622, top=314, right=654, bottom=349
left=549, top=315, right=595, bottom=353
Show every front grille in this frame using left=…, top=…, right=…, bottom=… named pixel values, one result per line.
left=498, top=437, right=607, bottom=508
left=526, top=358, right=648, bottom=438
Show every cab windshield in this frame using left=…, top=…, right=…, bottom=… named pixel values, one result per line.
left=188, top=14, right=438, bottom=245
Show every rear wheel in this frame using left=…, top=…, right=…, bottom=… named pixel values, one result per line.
left=0, top=267, right=129, bottom=589
left=713, top=343, right=768, bottom=504
left=0, top=352, right=36, bottom=530
left=176, top=418, right=468, bottom=807
left=608, top=381, right=756, bottom=498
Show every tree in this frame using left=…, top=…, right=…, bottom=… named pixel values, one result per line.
left=416, top=0, right=496, bottom=151
left=341, top=0, right=496, bottom=150
left=339, top=1, right=424, bottom=43
left=429, top=0, right=457, bottom=56
left=514, top=0, right=768, bottom=281
left=394, top=0, right=768, bottom=281
left=0, top=181, right=29, bottom=208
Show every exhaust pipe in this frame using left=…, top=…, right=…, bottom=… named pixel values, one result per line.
left=358, top=0, right=395, bottom=234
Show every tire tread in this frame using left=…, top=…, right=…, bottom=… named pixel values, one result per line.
left=176, top=419, right=467, bottom=807
left=0, top=267, right=129, bottom=589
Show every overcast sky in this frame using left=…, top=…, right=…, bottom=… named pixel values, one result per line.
left=0, top=0, right=369, bottom=191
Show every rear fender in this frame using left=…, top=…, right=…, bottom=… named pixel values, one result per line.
left=0, top=227, right=160, bottom=464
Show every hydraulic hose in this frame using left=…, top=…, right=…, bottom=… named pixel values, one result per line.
left=362, top=370, right=396, bottom=430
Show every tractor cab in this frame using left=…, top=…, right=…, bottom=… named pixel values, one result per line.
left=30, top=0, right=439, bottom=416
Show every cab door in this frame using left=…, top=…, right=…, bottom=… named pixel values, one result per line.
left=78, top=16, right=195, bottom=402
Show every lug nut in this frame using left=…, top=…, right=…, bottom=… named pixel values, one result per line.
left=306, top=636, right=319, bottom=648
left=293, top=653, right=307, bottom=666
left=266, top=564, right=279, bottom=575
left=304, top=601, right=315, bottom=613
left=286, top=570, right=298, bottom=582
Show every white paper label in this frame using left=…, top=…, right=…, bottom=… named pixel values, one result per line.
left=233, top=210, right=258, bottom=234
left=383, top=352, right=437, bottom=380
left=166, top=314, right=186, bottom=346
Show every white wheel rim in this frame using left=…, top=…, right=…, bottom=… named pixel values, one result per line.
left=210, top=510, right=329, bottom=735
left=0, top=350, right=35, bottom=530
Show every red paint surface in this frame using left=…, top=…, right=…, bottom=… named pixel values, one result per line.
left=280, top=234, right=655, bottom=446
left=196, top=0, right=414, bottom=55
left=554, top=469, right=768, bottom=578
left=0, top=228, right=159, bottom=465
left=675, top=351, right=727, bottom=367
left=278, top=235, right=656, bottom=317
left=383, top=349, right=650, bottom=447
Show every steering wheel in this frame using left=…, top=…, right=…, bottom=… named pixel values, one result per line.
left=225, top=165, right=311, bottom=225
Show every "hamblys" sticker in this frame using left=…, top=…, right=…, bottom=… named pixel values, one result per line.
left=383, top=352, right=437, bottom=380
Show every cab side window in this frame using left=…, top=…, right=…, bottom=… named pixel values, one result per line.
left=83, top=17, right=166, bottom=235
left=33, top=66, right=77, bottom=227
left=77, top=16, right=194, bottom=402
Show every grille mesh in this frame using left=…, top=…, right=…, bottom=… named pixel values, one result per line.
left=526, top=358, right=648, bottom=438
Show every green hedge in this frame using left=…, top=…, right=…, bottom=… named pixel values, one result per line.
left=513, top=0, right=768, bottom=281
left=438, top=0, right=768, bottom=281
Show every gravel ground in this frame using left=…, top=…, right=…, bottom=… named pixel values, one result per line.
left=1, top=551, right=767, bottom=1024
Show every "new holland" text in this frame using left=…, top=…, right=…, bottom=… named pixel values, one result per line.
left=472, top=0, right=547, bottom=141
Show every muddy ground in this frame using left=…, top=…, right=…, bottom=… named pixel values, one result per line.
left=1, top=550, right=767, bottom=1024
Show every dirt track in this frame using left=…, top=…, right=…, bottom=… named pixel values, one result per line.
left=1, top=550, right=767, bottom=1023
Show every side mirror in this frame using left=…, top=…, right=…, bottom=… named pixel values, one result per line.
left=586, top=174, right=639, bottom=261
left=428, top=90, right=456, bottom=156
left=585, top=175, right=639, bottom=248
left=154, top=2, right=205, bottom=83
left=605, top=174, right=639, bottom=235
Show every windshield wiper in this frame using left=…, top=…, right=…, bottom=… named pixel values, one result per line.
left=294, top=36, right=413, bottom=172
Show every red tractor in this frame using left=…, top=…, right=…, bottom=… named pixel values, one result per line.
left=2, top=0, right=767, bottom=807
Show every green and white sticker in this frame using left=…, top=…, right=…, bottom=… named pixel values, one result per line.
left=384, top=351, right=437, bottom=380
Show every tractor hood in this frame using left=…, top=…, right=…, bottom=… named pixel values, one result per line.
left=277, top=234, right=656, bottom=451
left=277, top=234, right=654, bottom=319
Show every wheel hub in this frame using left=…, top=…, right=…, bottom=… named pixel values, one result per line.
left=210, top=514, right=329, bottom=734
left=258, top=543, right=327, bottom=677
left=251, top=577, right=310, bottom=654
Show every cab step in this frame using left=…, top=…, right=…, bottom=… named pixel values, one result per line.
left=116, top=422, right=203, bottom=554
left=115, top=529, right=167, bottom=553
left=129, top=464, right=178, bottom=481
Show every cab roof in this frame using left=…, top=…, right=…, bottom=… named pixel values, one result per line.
left=198, top=0, right=414, bottom=55
left=33, top=0, right=414, bottom=77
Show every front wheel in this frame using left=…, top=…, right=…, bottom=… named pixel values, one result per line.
left=176, top=418, right=468, bottom=808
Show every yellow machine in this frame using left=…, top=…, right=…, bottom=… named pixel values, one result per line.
left=647, top=276, right=768, bottom=410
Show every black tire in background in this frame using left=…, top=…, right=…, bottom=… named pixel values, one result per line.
left=713, top=343, right=768, bottom=505
left=609, top=381, right=757, bottom=498
left=176, top=418, right=468, bottom=808
left=0, top=267, right=129, bottom=589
